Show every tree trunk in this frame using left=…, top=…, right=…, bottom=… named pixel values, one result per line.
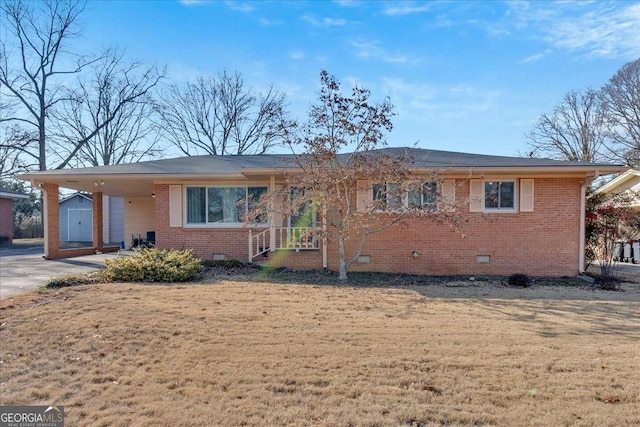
left=338, top=235, right=348, bottom=281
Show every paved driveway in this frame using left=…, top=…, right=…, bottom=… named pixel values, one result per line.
left=0, top=242, right=122, bottom=299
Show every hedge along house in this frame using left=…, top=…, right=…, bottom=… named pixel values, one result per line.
left=19, top=147, right=625, bottom=276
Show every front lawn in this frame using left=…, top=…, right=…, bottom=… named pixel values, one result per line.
left=1, top=280, right=639, bottom=426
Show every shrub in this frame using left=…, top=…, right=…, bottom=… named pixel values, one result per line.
left=104, top=249, right=201, bottom=283
left=42, top=272, right=106, bottom=289
left=507, top=274, right=531, bottom=288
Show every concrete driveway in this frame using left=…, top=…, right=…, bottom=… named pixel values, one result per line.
left=0, top=240, right=122, bottom=299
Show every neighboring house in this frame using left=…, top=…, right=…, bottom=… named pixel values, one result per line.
left=0, top=186, right=29, bottom=244
left=593, top=169, right=640, bottom=262
left=59, top=192, right=125, bottom=244
left=19, top=147, right=625, bottom=276
left=593, top=169, right=640, bottom=211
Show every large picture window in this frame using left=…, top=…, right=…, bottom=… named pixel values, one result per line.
left=484, top=181, right=515, bottom=210
left=186, top=186, right=267, bottom=225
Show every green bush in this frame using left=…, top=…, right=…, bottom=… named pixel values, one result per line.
left=104, top=249, right=201, bottom=283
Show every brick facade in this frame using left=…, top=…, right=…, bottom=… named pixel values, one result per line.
left=0, top=197, right=15, bottom=243
left=154, top=178, right=583, bottom=277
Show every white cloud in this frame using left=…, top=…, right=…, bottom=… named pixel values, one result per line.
left=258, top=17, right=281, bottom=26
left=350, top=39, right=418, bottom=64
left=509, top=1, right=640, bottom=59
left=224, top=1, right=255, bottom=12
left=381, top=77, right=501, bottom=120
left=301, top=15, right=348, bottom=27
left=519, top=51, right=548, bottom=64
left=289, top=50, right=305, bottom=60
left=179, top=0, right=210, bottom=5
left=383, top=1, right=432, bottom=16
left=333, top=0, right=360, bottom=6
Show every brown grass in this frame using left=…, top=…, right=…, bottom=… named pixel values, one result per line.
left=1, top=280, right=639, bottom=426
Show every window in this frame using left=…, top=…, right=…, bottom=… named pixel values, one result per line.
left=374, top=182, right=438, bottom=211
left=373, top=183, right=402, bottom=209
left=408, top=182, right=438, bottom=211
left=186, top=186, right=267, bottom=225
left=484, top=181, right=515, bottom=210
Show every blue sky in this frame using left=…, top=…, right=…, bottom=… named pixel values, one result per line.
left=78, top=0, right=640, bottom=157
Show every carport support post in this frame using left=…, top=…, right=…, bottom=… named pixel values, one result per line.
left=92, top=192, right=104, bottom=252
left=41, top=183, right=60, bottom=260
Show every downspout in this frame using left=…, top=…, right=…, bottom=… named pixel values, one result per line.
left=578, top=182, right=586, bottom=273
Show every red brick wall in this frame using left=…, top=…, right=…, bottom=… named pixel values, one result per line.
left=42, top=183, right=60, bottom=259
left=155, top=184, right=253, bottom=260
left=0, top=197, right=14, bottom=243
left=327, top=178, right=582, bottom=277
left=154, top=179, right=583, bottom=277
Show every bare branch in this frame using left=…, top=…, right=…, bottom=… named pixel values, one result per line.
left=525, top=88, right=609, bottom=163
left=156, top=70, right=289, bottom=156
left=599, top=58, right=640, bottom=168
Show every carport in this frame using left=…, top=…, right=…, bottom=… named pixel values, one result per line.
left=19, top=167, right=157, bottom=260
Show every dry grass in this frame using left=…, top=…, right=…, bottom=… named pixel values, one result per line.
left=1, top=280, right=639, bottom=426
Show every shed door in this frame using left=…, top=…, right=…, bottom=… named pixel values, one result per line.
left=68, top=209, right=93, bottom=242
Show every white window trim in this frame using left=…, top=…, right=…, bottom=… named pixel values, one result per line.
left=183, top=185, right=268, bottom=228
left=483, top=179, right=518, bottom=213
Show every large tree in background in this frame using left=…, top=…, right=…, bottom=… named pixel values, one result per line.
left=156, top=71, right=289, bottom=156
left=0, top=0, right=93, bottom=171
left=599, top=58, right=640, bottom=168
left=525, top=88, right=608, bottom=162
left=0, top=100, right=31, bottom=178
left=50, top=50, right=165, bottom=167
left=0, top=0, right=162, bottom=171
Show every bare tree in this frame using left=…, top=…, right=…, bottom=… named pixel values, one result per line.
left=0, top=0, right=162, bottom=171
left=0, top=125, right=32, bottom=178
left=251, top=71, right=458, bottom=280
left=0, top=100, right=32, bottom=177
left=156, top=71, right=288, bottom=156
left=0, top=0, right=93, bottom=171
left=525, top=89, right=609, bottom=162
left=50, top=50, right=165, bottom=167
left=599, top=58, right=640, bottom=168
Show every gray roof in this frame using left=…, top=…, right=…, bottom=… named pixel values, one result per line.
left=0, top=186, right=29, bottom=199
left=17, top=147, right=624, bottom=178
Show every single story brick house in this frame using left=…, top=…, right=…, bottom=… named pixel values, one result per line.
left=0, top=186, right=29, bottom=244
left=18, top=148, right=625, bottom=276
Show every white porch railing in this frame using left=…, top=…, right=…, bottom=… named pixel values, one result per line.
left=249, top=227, right=319, bottom=261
